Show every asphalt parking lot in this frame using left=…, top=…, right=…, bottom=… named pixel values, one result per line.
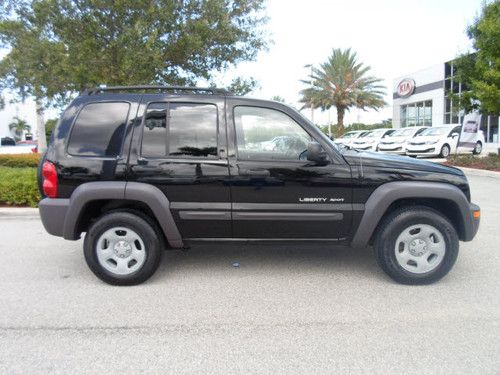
left=0, top=172, right=499, bottom=374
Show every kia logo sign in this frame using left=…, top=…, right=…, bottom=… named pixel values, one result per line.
left=397, top=79, right=415, bottom=98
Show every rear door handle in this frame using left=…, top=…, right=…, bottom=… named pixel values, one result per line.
left=239, top=168, right=270, bottom=177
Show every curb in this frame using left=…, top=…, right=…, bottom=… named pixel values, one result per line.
left=457, top=167, right=500, bottom=178
left=0, top=207, right=39, bottom=218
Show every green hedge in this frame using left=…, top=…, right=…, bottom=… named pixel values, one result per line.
left=0, top=167, right=40, bottom=207
left=447, top=153, right=500, bottom=171
left=0, top=153, right=41, bottom=168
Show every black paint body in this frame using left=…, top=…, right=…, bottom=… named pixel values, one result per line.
left=46, top=92, right=471, bottom=243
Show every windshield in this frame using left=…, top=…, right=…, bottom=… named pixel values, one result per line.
left=342, top=132, right=359, bottom=139
left=363, top=129, right=386, bottom=138
left=419, top=127, right=451, bottom=136
left=390, top=128, right=414, bottom=137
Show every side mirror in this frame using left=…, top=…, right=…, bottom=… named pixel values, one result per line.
left=451, top=133, right=459, bottom=138
left=307, top=142, right=328, bottom=164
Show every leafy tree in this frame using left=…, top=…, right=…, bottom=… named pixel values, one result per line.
left=226, top=77, right=258, bottom=96
left=453, top=1, right=500, bottom=114
left=271, top=95, right=285, bottom=103
left=300, top=48, right=386, bottom=134
left=45, top=118, right=58, bottom=144
left=8, top=116, right=31, bottom=141
left=0, top=0, right=268, bottom=152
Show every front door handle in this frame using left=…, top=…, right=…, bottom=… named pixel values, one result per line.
left=239, top=168, right=270, bottom=177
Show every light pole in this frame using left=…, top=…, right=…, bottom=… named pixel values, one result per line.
left=304, top=64, right=314, bottom=124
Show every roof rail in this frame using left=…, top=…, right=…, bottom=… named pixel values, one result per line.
left=81, top=85, right=232, bottom=96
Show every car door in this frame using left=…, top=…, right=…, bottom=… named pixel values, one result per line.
left=226, top=99, right=353, bottom=240
left=449, top=125, right=462, bottom=153
left=127, top=94, right=231, bottom=238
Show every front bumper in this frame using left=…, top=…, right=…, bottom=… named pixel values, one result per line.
left=38, top=198, right=70, bottom=238
left=378, top=145, right=405, bottom=154
left=353, top=144, right=375, bottom=151
left=467, top=202, right=480, bottom=241
left=406, top=145, right=438, bottom=157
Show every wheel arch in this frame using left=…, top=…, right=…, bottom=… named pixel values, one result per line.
left=350, top=181, right=473, bottom=248
left=63, top=181, right=183, bottom=248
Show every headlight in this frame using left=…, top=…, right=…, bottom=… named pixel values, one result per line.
left=426, top=140, right=439, bottom=145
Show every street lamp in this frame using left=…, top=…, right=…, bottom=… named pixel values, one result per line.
left=304, top=64, right=314, bottom=124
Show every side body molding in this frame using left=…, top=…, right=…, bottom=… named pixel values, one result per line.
left=63, top=181, right=183, bottom=248
left=350, top=181, right=474, bottom=248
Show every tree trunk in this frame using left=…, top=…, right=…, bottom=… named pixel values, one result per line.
left=36, top=98, right=47, bottom=153
left=337, top=106, right=345, bottom=135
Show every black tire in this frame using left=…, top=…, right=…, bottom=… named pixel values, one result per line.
left=84, top=212, right=162, bottom=286
left=472, top=141, right=482, bottom=155
left=439, top=144, right=451, bottom=158
left=373, top=206, right=459, bottom=285
left=408, top=155, right=417, bottom=158
left=37, top=150, right=48, bottom=198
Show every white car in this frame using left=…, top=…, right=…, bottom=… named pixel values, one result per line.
left=334, top=130, right=368, bottom=148
left=377, top=126, right=429, bottom=155
left=351, top=128, right=395, bottom=151
left=406, top=125, right=485, bottom=158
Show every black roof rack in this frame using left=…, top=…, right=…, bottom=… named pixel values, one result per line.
left=81, top=85, right=232, bottom=96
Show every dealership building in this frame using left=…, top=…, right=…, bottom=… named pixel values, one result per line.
left=392, top=61, right=499, bottom=145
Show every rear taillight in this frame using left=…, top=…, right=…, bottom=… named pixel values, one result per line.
left=42, top=161, right=58, bottom=198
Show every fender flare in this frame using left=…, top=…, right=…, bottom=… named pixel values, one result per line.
left=350, top=181, right=474, bottom=248
left=63, top=181, right=183, bottom=248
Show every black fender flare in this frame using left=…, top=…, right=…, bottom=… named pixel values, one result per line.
left=63, top=181, right=183, bottom=248
left=350, top=181, right=475, bottom=248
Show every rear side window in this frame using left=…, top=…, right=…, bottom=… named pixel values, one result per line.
left=68, top=102, right=130, bottom=157
left=141, top=103, right=218, bottom=158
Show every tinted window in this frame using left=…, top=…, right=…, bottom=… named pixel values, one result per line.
left=141, top=103, right=218, bottom=158
left=68, top=102, right=130, bottom=157
left=234, top=106, right=311, bottom=161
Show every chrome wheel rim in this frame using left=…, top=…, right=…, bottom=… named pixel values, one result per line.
left=394, top=224, right=446, bottom=274
left=442, top=146, right=450, bottom=157
left=475, top=143, right=482, bottom=153
left=96, top=227, right=146, bottom=275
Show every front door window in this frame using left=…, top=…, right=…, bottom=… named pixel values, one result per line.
left=234, top=106, right=312, bottom=161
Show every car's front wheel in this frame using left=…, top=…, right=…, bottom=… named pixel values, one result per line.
left=374, top=206, right=459, bottom=285
left=84, top=212, right=162, bottom=285
left=440, top=144, right=451, bottom=158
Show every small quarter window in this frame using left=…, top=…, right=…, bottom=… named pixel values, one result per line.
left=68, top=102, right=130, bottom=157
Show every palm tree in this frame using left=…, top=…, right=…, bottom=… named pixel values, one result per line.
left=300, top=48, right=386, bottom=134
left=8, top=117, right=31, bottom=141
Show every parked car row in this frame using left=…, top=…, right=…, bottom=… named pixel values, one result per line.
left=334, top=125, right=484, bottom=158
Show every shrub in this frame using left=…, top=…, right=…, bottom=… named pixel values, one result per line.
left=446, top=153, right=500, bottom=171
left=0, top=167, right=40, bottom=207
left=0, top=153, right=40, bottom=168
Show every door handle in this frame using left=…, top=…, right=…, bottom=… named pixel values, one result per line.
left=239, top=168, right=270, bottom=177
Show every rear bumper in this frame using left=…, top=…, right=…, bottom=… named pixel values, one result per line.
left=38, top=198, right=70, bottom=238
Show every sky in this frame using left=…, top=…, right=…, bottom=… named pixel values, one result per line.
left=0, top=0, right=484, bottom=136
left=217, top=0, right=482, bottom=125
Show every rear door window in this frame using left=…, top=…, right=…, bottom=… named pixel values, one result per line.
left=141, top=103, right=218, bottom=159
left=68, top=102, right=130, bottom=157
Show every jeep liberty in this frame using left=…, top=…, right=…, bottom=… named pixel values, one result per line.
left=38, top=86, right=480, bottom=285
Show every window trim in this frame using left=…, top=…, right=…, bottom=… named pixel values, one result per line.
left=66, top=101, right=131, bottom=159
left=139, top=101, right=220, bottom=161
left=232, top=105, right=322, bottom=164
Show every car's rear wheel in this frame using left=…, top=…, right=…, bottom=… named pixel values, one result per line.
left=374, top=206, right=459, bottom=285
left=472, top=141, right=482, bottom=155
left=440, top=144, right=451, bottom=158
left=84, top=212, right=162, bottom=285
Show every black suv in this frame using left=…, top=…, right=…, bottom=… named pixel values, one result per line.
left=38, top=86, right=480, bottom=285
